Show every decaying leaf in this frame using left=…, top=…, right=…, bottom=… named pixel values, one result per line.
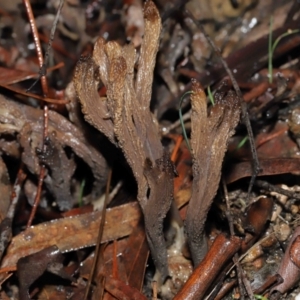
left=0, top=169, right=25, bottom=262
left=104, top=276, right=148, bottom=300
left=241, top=197, right=273, bottom=250
left=0, top=202, right=141, bottom=271
left=270, top=226, right=300, bottom=297
left=74, top=1, right=176, bottom=281
left=17, top=245, right=75, bottom=300
left=186, top=79, right=241, bottom=265
left=225, top=158, right=300, bottom=184
left=122, top=225, right=149, bottom=291
left=0, top=95, right=108, bottom=210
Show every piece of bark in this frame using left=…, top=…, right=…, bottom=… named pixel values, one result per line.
left=74, top=1, right=176, bottom=281
left=174, top=234, right=241, bottom=300
left=186, top=79, right=241, bottom=265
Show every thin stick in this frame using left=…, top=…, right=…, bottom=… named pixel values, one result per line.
left=84, top=168, right=113, bottom=300
left=185, top=10, right=260, bottom=197
left=22, top=0, right=63, bottom=227
left=23, top=0, right=48, bottom=228
left=26, top=106, right=49, bottom=227
left=222, top=178, right=246, bottom=300
left=1, top=84, right=69, bottom=104
left=256, top=180, right=300, bottom=200
left=43, top=0, right=64, bottom=72
left=22, top=0, right=48, bottom=96
left=26, top=110, right=48, bottom=228
left=0, top=266, right=17, bottom=274
left=162, top=111, right=190, bottom=136
left=152, top=281, right=158, bottom=300
left=26, top=0, right=65, bottom=92
left=268, top=16, right=273, bottom=84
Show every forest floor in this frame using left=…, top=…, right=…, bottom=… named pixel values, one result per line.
left=0, top=0, right=300, bottom=299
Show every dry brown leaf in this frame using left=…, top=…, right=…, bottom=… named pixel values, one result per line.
left=0, top=67, right=38, bottom=85
left=225, top=158, right=300, bottom=184
left=17, top=245, right=74, bottom=300
left=104, top=276, right=147, bottom=300
left=0, top=202, right=140, bottom=270
left=0, top=64, right=62, bottom=85
left=122, top=226, right=149, bottom=291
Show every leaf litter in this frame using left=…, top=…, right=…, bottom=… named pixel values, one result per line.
left=0, top=0, right=300, bottom=299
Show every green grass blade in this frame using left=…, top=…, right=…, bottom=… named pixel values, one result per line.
left=179, top=91, right=193, bottom=152
left=272, top=29, right=300, bottom=55
left=237, top=135, right=249, bottom=149
left=78, top=178, right=86, bottom=207
left=268, top=16, right=273, bottom=84
left=268, top=15, right=299, bottom=84
left=207, top=85, right=215, bottom=106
